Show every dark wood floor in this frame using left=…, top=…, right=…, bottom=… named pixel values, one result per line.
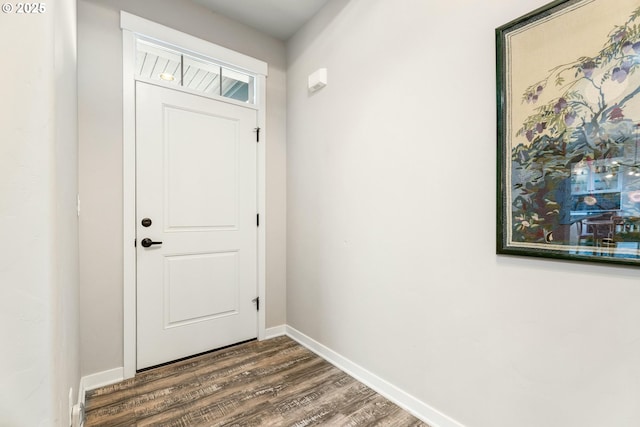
left=85, top=335, right=429, bottom=426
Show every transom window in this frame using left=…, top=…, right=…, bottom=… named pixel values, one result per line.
left=135, top=38, right=255, bottom=104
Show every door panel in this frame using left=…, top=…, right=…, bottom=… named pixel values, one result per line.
left=164, top=106, right=239, bottom=229
left=164, top=251, right=239, bottom=326
left=136, top=81, right=257, bottom=370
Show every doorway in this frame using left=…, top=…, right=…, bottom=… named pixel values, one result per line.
left=121, top=12, right=268, bottom=377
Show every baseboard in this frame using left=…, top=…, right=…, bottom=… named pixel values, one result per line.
left=78, top=367, right=125, bottom=405
left=264, top=324, right=287, bottom=339
left=285, top=326, right=466, bottom=427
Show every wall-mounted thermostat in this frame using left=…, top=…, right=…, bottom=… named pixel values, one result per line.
left=308, top=68, right=327, bottom=92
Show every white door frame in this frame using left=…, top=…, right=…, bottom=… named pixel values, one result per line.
left=120, top=12, right=267, bottom=379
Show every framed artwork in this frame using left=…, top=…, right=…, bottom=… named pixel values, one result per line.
left=497, top=0, right=640, bottom=265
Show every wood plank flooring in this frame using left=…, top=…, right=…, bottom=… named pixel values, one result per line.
left=85, top=336, right=429, bottom=426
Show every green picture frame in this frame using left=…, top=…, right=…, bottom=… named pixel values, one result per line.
left=497, top=0, right=640, bottom=265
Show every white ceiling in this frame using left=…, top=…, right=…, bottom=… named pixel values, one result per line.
left=192, top=0, right=329, bottom=40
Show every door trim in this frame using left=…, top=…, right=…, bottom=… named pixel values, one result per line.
left=121, top=12, right=268, bottom=379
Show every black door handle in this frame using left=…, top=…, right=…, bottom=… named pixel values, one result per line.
left=141, top=238, right=162, bottom=248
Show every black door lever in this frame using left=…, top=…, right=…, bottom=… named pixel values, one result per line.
left=141, top=238, right=162, bottom=248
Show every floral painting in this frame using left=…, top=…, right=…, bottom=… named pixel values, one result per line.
left=497, top=0, right=640, bottom=264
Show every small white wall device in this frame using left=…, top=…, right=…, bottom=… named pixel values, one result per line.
left=308, top=68, right=327, bottom=92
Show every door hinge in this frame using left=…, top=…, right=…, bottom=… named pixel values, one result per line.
left=134, top=238, right=137, bottom=247
left=254, top=127, right=260, bottom=142
left=257, top=213, right=260, bottom=227
left=252, top=297, right=260, bottom=311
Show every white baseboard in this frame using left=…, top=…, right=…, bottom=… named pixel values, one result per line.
left=264, top=324, right=287, bottom=339
left=285, top=325, right=465, bottom=427
left=78, top=367, right=124, bottom=405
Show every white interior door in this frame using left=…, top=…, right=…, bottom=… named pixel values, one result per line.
left=136, top=81, right=258, bottom=370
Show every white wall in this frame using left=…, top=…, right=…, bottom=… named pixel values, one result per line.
left=0, top=0, right=80, bottom=425
left=53, top=0, right=81, bottom=424
left=0, top=10, right=55, bottom=424
left=78, top=0, right=287, bottom=376
left=286, top=1, right=640, bottom=426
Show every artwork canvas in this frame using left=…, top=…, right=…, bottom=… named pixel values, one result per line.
left=497, top=0, right=640, bottom=265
